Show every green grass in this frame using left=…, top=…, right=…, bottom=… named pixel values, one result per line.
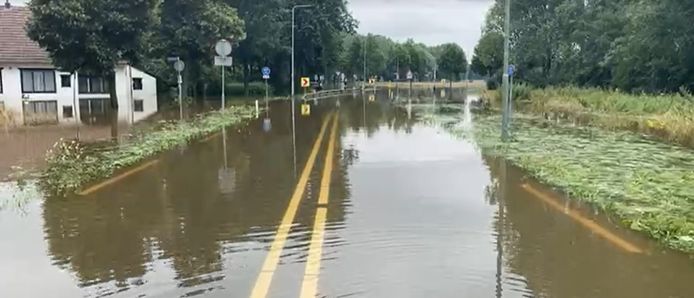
left=417, top=106, right=694, bottom=253
left=482, top=87, right=694, bottom=147
left=41, top=105, right=258, bottom=196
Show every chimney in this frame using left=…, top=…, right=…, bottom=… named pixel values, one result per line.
left=4, top=1, right=10, bottom=9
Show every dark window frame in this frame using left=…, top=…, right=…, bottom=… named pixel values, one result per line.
left=78, top=75, right=110, bottom=94
left=60, top=74, right=72, bottom=88
left=134, top=99, right=144, bottom=112
left=62, top=105, right=74, bottom=118
left=0, top=68, right=3, bottom=94
left=20, top=69, right=57, bottom=93
left=22, top=100, right=59, bottom=125
left=132, top=77, right=143, bottom=90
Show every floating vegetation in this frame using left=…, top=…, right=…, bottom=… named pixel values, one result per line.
left=42, top=106, right=258, bottom=196
left=417, top=106, right=694, bottom=253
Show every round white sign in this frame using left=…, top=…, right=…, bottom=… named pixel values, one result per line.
left=173, top=60, right=185, bottom=72
left=215, top=39, right=233, bottom=57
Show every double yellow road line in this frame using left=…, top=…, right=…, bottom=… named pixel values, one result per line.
left=251, top=112, right=340, bottom=298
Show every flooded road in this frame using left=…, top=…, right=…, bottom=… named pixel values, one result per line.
left=1, top=91, right=693, bottom=297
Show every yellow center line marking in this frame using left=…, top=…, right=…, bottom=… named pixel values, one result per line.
left=300, top=114, right=340, bottom=298
left=521, top=184, right=643, bottom=254
left=79, top=159, right=160, bottom=196
left=250, top=113, right=335, bottom=298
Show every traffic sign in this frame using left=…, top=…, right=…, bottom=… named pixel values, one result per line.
left=301, top=103, right=311, bottom=116
left=261, top=67, right=271, bottom=80
left=174, top=60, right=185, bottom=72
left=215, top=39, right=232, bottom=57
left=508, top=64, right=516, bottom=76
left=368, top=94, right=375, bottom=102
left=300, top=77, right=310, bottom=88
left=214, top=56, right=233, bottom=66
left=368, top=78, right=375, bottom=84
left=406, top=70, right=413, bottom=80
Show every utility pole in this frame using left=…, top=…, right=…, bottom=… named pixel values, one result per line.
left=363, top=35, right=367, bottom=91
left=501, top=0, right=511, bottom=141
left=291, top=4, right=312, bottom=180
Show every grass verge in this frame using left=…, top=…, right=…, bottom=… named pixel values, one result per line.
left=417, top=105, right=694, bottom=253
left=482, top=86, right=694, bottom=147
left=41, top=105, right=257, bottom=196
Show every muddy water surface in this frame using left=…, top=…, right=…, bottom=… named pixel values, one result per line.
left=0, top=91, right=692, bottom=297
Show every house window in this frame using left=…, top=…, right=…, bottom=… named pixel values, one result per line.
left=60, top=75, right=72, bottom=88
left=63, top=106, right=74, bottom=118
left=133, top=78, right=143, bottom=90
left=23, top=100, right=58, bottom=125
left=134, top=100, right=144, bottom=112
left=78, top=75, right=109, bottom=94
left=21, top=69, right=56, bottom=93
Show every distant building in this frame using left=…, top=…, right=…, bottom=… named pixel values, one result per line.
left=0, top=3, right=158, bottom=126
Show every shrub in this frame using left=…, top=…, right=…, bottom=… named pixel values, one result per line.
left=486, top=79, right=499, bottom=90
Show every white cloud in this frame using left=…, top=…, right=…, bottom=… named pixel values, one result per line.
left=348, top=0, right=494, bottom=56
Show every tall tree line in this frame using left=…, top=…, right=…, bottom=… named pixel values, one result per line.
left=27, top=0, right=356, bottom=97
left=339, top=34, right=468, bottom=82
left=471, top=0, right=694, bottom=93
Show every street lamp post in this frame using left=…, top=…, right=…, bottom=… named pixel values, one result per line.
left=291, top=4, right=312, bottom=178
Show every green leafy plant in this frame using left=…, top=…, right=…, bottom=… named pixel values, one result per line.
left=41, top=106, right=257, bottom=196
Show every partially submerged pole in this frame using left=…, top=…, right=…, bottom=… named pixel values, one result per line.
left=501, top=0, right=511, bottom=141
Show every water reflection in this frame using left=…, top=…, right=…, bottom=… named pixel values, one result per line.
left=482, top=155, right=694, bottom=298
left=36, top=100, right=349, bottom=297
left=2, top=91, right=693, bottom=297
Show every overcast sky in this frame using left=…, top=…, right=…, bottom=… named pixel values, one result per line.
left=348, top=0, right=494, bottom=57
left=10, top=0, right=493, bottom=57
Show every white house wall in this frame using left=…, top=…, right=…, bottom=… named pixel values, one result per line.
left=114, top=65, right=158, bottom=123
left=0, top=65, right=157, bottom=126
left=0, top=66, right=80, bottom=125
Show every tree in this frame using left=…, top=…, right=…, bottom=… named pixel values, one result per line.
left=471, top=30, right=503, bottom=78
left=474, top=0, right=694, bottom=93
left=27, top=0, right=158, bottom=107
left=157, top=0, right=245, bottom=97
left=437, top=43, right=467, bottom=81
left=227, top=0, right=284, bottom=94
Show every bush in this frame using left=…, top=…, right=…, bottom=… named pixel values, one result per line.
left=486, top=79, right=499, bottom=90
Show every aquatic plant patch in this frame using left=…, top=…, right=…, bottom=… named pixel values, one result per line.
left=417, top=105, right=694, bottom=253
left=42, top=106, right=257, bottom=196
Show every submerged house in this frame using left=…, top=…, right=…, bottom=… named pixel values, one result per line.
left=0, top=2, right=158, bottom=126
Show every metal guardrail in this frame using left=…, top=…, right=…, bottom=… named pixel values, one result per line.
left=302, top=88, right=365, bottom=101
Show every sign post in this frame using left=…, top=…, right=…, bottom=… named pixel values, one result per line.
left=215, top=39, right=233, bottom=111
left=262, top=66, right=271, bottom=112
left=173, top=59, right=185, bottom=121
left=407, top=70, right=413, bottom=99
left=300, top=77, right=310, bottom=95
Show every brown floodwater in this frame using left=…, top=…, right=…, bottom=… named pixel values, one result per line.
left=0, top=90, right=692, bottom=298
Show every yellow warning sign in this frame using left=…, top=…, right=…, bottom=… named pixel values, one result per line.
left=300, top=77, right=310, bottom=88
left=301, top=103, right=311, bottom=116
